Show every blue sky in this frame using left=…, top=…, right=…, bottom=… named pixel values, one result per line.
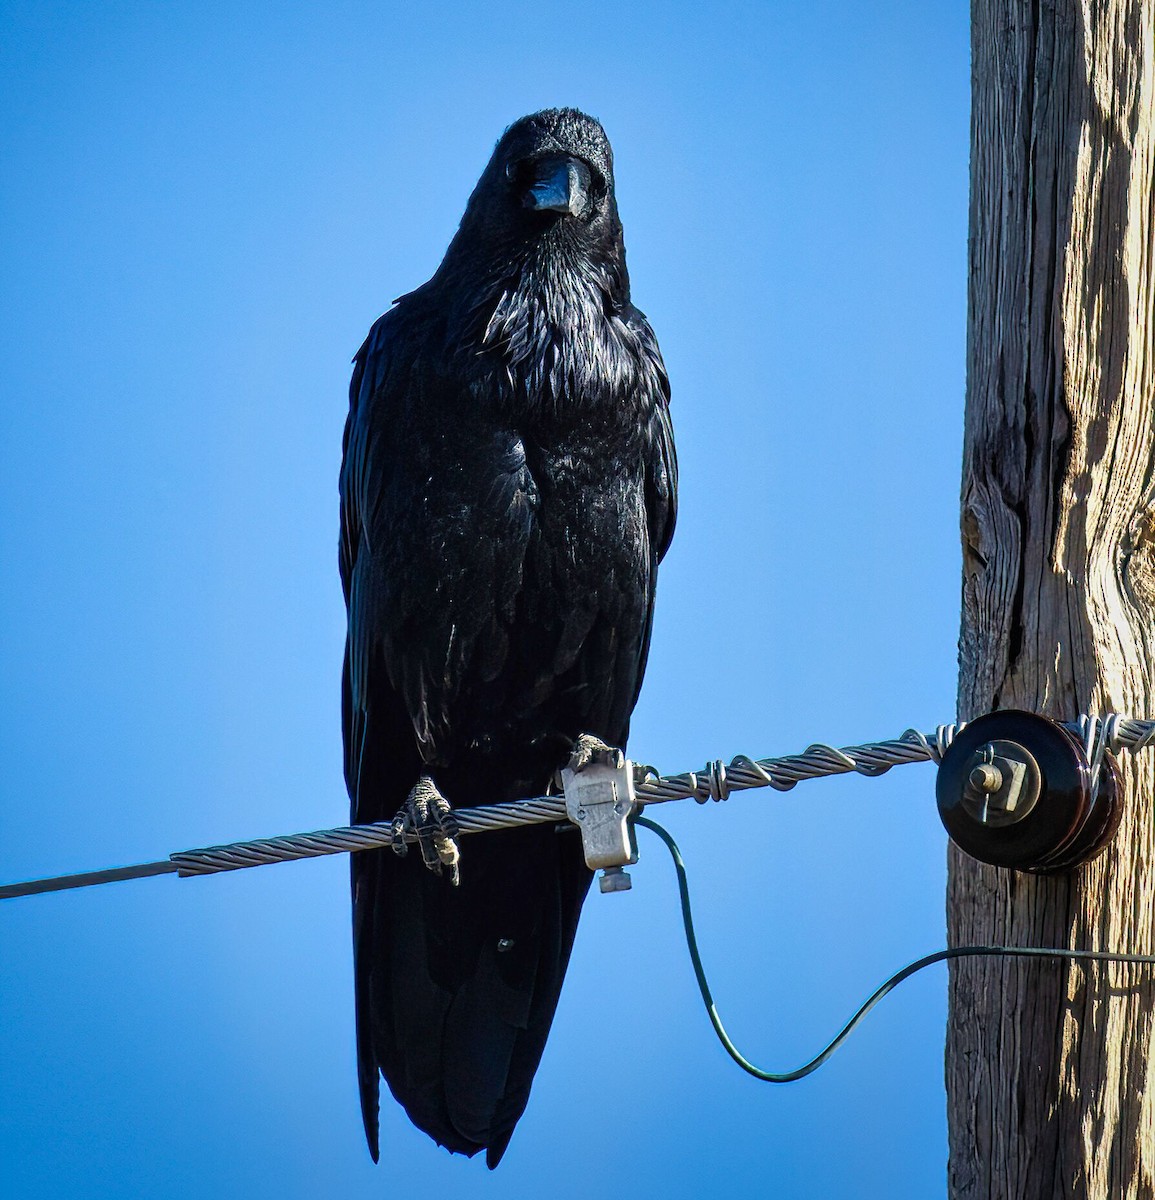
left=0, top=3, right=967, bottom=1196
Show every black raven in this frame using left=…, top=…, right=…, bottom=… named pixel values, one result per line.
left=339, top=108, right=677, bottom=1168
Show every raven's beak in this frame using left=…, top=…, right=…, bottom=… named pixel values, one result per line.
left=524, top=156, right=592, bottom=217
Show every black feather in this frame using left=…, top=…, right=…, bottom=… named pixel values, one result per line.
left=340, top=108, right=677, bottom=1166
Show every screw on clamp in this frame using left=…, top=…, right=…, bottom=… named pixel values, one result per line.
left=561, top=756, right=638, bottom=893
left=936, top=710, right=1123, bottom=873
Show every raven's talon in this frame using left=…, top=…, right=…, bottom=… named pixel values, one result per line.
left=440, top=843, right=461, bottom=888
left=392, top=775, right=461, bottom=882
left=567, top=733, right=626, bottom=774
left=431, top=795, right=460, bottom=886
left=390, top=809, right=411, bottom=858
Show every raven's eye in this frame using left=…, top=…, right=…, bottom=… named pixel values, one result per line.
left=505, top=159, right=533, bottom=197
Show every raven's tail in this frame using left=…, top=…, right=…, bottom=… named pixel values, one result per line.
left=353, top=821, right=591, bottom=1166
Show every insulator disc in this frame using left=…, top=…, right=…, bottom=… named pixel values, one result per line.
left=1034, top=750, right=1123, bottom=874
left=937, top=710, right=1093, bottom=872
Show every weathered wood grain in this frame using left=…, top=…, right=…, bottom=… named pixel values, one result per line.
left=951, top=2, right=1155, bottom=1196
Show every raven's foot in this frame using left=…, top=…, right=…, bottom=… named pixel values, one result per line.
left=390, top=775, right=461, bottom=886
left=567, top=733, right=626, bottom=774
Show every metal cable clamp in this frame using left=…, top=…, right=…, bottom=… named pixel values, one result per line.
left=561, top=756, right=638, bottom=893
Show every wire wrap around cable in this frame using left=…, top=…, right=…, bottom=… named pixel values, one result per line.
left=635, top=816, right=1155, bottom=1083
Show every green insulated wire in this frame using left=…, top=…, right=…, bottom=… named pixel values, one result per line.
left=634, top=815, right=1155, bottom=1084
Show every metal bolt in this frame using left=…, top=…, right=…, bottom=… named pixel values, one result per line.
left=969, top=763, right=1004, bottom=793
left=599, top=866, right=632, bottom=894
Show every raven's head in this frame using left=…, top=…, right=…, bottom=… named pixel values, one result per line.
left=496, top=108, right=617, bottom=230
left=437, top=109, right=627, bottom=299
left=421, top=110, right=646, bottom=412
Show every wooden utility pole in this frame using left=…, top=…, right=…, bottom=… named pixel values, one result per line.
left=949, top=2, right=1155, bottom=1196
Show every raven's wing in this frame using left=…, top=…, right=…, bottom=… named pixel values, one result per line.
left=342, top=309, right=583, bottom=1165
left=343, top=310, right=545, bottom=770
left=627, top=305, right=678, bottom=709
left=341, top=313, right=406, bottom=1162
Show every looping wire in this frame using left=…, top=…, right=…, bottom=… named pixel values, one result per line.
left=728, top=754, right=778, bottom=789
left=1080, top=712, right=1114, bottom=802
left=688, top=771, right=705, bottom=804
left=1128, top=720, right=1155, bottom=753
left=706, top=760, right=730, bottom=802
left=690, top=761, right=731, bottom=803
left=899, top=727, right=934, bottom=760
left=804, top=743, right=858, bottom=772
left=935, top=722, right=962, bottom=763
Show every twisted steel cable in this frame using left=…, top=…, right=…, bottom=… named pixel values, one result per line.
left=3, top=715, right=1154, bottom=901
